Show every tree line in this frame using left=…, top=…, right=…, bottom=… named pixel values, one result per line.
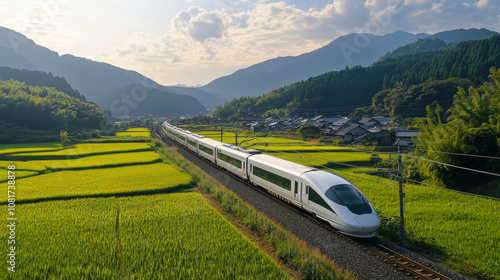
left=0, top=79, right=106, bottom=143
left=214, top=35, right=500, bottom=120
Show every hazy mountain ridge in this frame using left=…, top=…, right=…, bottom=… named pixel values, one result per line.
left=102, top=84, right=207, bottom=118
left=201, top=30, right=429, bottom=99
left=213, top=33, right=500, bottom=120
left=378, top=28, right=498, bottom=62
left=0, top=26, right=220, bottom=114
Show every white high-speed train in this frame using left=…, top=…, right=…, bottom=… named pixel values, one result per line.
left=162, top=122, right=380, bottom=238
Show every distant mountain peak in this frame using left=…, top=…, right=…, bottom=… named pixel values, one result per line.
left=201, top=30, right=428, bottom=99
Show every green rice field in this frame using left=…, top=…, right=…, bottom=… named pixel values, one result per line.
left=0, top=142, right=63, bottom=154
left=27, top=151, right=162, bottom=171
left=3, top=163, right=192, bottom=203
left=193, top=129, right=500, bottom=279
left=2, top=193, right=289, bottom=279
left=116, top=127, right=151, bottom=137
left=0, top=128, right=294, bottom=279
left=7, top=143, right=151, bottom=160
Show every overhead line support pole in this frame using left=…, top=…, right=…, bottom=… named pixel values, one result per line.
left=398, top=145, right=405, bottom=246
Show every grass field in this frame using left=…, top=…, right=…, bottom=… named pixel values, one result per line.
left=28, top=151, right=162, bottom=171
left=7, top=143, right=151, bottom=160
left=2, top=163, right=192, bottom=203
left=0, top=130, right=297, bottom=279
left=0, top=142, right=63, bottom=154
left=193, top=129, right=500, bottom=279
left=116, top=127, right=151, bottom=137
left=1, top=193, right=289, bottom=280
left=0, top=170, right=39, bottom=182
left=0, top=161, right=47, bottom=172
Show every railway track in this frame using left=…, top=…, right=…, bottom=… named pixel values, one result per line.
left=155, top=126, right=455, bottom=280
left=359, top=242, right=451, bottom=280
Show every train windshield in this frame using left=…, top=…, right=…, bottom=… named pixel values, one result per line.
left=325, top=184, right=372, bottom=215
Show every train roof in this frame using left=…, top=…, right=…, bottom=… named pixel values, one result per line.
left=249, top=154, right=317, bottom=177
left=302, top=170, right=352, bottom=194
left=197, top=137, right=223, bottom=147
left=218, top=144, right=262, bottom=157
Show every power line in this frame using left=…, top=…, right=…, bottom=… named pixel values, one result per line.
left=414, top=148, right=500, bottom=160
left=404, top=154, right=500, bottom=178
left=391, top=174, right=500, bottom=202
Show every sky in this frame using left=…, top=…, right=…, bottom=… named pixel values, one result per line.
left=1, top=0, right=499, bottom=86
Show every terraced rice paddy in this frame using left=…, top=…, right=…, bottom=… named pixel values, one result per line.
left=7, top=143, right=151, bottom=160
left=3, top=163, right=191, bottom=203
left=0, top=142, right=63, bottom=154
left=116, top=127, right=151, bottom=137
left=28, top=151, right=162, bottom=171
left=8, top=193, right=289, bottom=280
left=0, top=128, right=293, bottom=279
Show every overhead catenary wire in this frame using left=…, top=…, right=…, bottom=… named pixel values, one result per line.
left=413, top=148, right=500, bottom=160
left=404, top=154, right=500, bottom=178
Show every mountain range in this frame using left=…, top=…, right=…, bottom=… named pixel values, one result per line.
left=0, top=26, right=497, bottom=117
left=200, top=28, right=497, bottom=100
left=0, top=26, right=223, bottom=113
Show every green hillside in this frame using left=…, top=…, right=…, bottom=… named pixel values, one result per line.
left=214, top=35, right=500, bottom=119
left=0, top=79, right=106, bottom=143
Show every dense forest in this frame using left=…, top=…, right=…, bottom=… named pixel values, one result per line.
left=352, top=78, right=475, bottom=119
left=0, top=67, right=86, bottom=101
left=0, top=79, right=106, bottom=143
left=214, top=35, right=500, bottom=120
left=416, top=68, right=500, bottom=193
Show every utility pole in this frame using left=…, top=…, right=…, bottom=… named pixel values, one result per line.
left=235, top=132, right=238, bottom=146
left=398, top=146, right=405, bottom=246
left=221, top=126, right=223, bottom=142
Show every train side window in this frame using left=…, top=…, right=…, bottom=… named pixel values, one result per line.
left=306, top=185, right=309, bottom=195
left=294, top=181, right=298, bottom=195
left=309, top=187, right=335, bottom=213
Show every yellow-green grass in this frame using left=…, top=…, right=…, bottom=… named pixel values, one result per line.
left=28, top=151, right=162, bottom=171
left=2, top=163, right=192, bottom=203
left=115, top=131, right=150, bottom=137
left=2, top=193, right=290, bottom=280
left=199, top=131, right=307, bottom=146
left=125, top=128, right=150, bottom=132
left=8, top=143, right=151, bottom=160
left=0, top=170, right=39, bottom=182
left=120, top=193, right=290, bottom=279
left=267, top=149, right=390, bottom=168
left=116, top=128, right=150, bottom=137
left=0, top=160, right=47, bottom=172
left=0, top=142, right=63, bottom=154
left=273, top=150, right=500, bottom=279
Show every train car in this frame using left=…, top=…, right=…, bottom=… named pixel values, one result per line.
left=162, top=122, right=379, bottom=238
left=196, top=137, right=222, bottom=164
left=249, top=154, right=379, bottom=238
left=301, top=170, right=380, bottom=238
left=175, top=129, right=190, bottom=147
left=248, top=154, right=313, bottom=204
left=186, top=133, right=205, bottom=153
left=216, top=144, right=261, bottom=179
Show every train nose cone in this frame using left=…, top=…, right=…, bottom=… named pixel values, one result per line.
left=354, top=214, right=380, bottom=229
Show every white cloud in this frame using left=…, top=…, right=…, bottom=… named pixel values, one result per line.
left=431, top=3, right=443, bottom=14
left=99, top=0, right=500, bottom=86
left=172, top=7, right=226, bottom=42
left=476, top=0, right=489, bottom=9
